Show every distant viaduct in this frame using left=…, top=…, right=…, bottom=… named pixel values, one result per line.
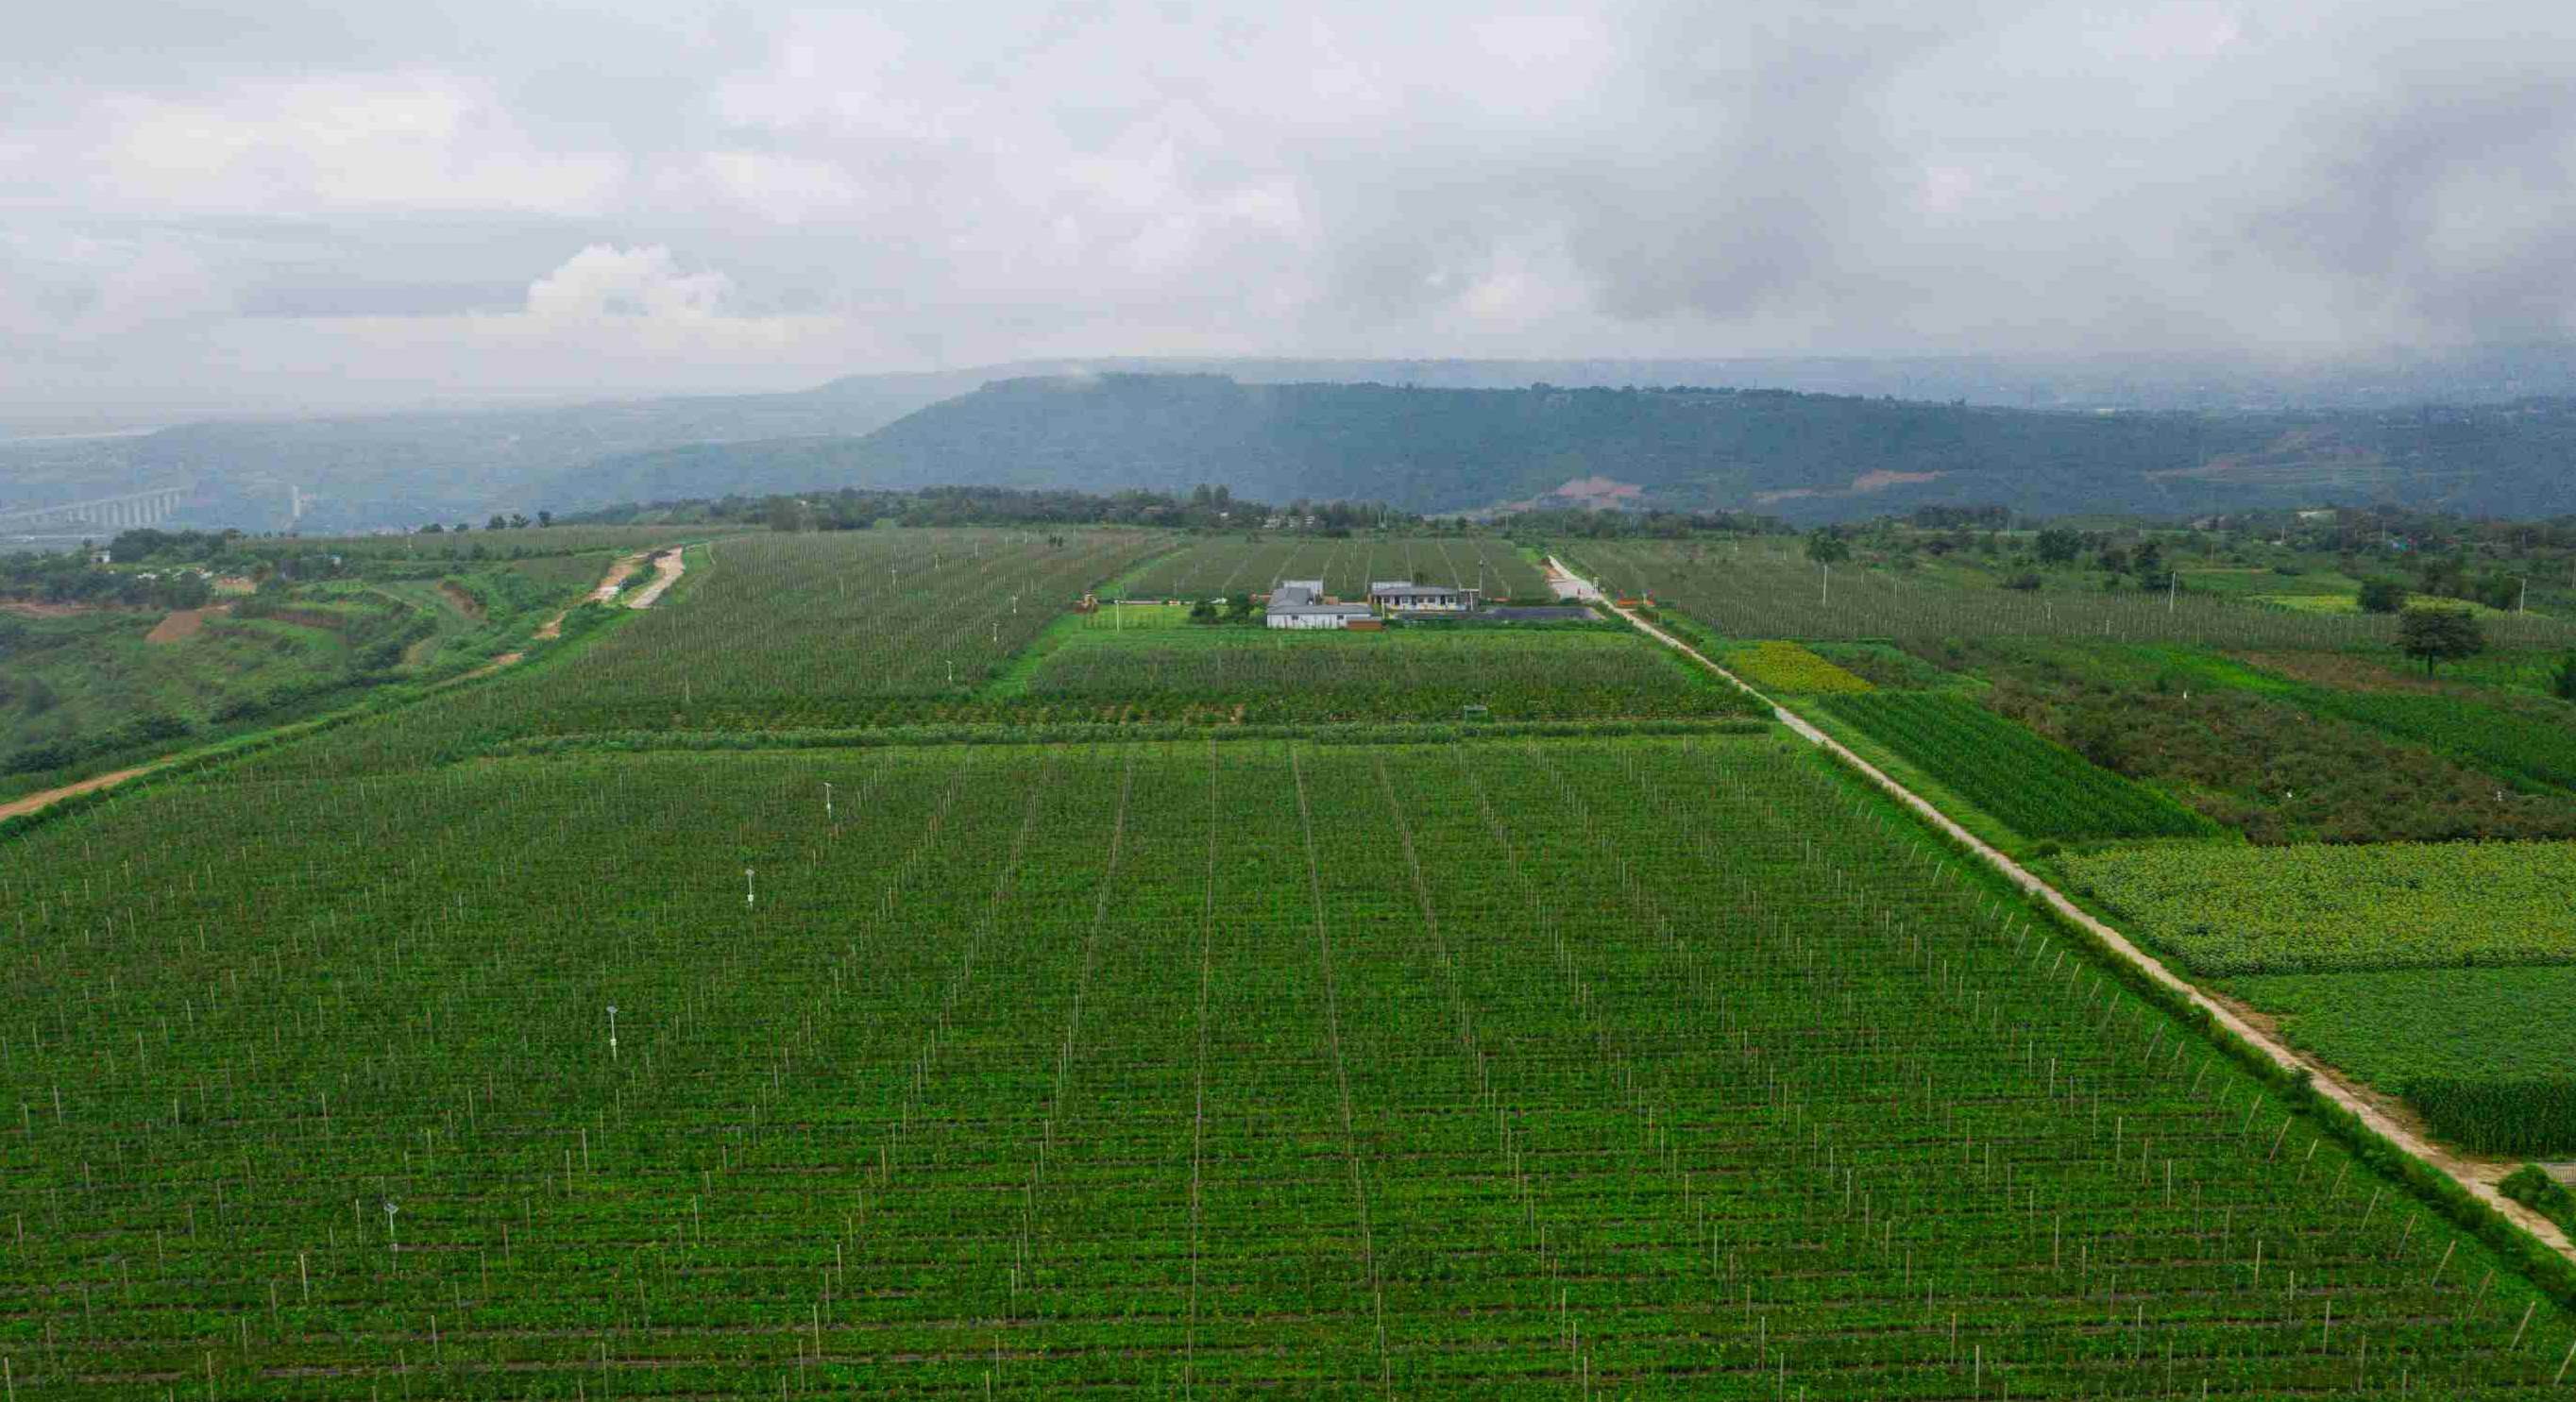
left=0, top=486, right=190, bottom=532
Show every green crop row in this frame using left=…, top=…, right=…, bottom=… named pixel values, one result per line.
left=1816, top=691, right=2219, bottom=840
left=2221, top=967, right=2576, bottom=1157
left=1019, top=628, right=1759, bottom=723
left=2296, top=687, right=2576, bottom=792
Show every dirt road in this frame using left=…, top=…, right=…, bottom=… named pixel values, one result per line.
left=625, top=549, right=685, bottom=609
left=0, top=762, right=175, bottom=822
left=589, top=552, right=647, bottom=602
left=1565, top=555, right=2576, bottom=1262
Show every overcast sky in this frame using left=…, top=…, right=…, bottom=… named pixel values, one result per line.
left=6, top=0, right=2574, bottom=421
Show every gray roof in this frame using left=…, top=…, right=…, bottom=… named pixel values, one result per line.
left=1268, top=600, right=1373, bottom=617
left=1369, top=582, right=1474, bottom=597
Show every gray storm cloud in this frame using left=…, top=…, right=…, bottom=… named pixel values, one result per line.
left=3, top=0, right=2575, bottom=418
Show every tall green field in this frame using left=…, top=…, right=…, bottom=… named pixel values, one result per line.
left=4, top=738, right=2574, bottom=1395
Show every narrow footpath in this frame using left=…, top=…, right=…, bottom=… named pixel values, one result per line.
left=1551, top=554, right=2576, bottom=1261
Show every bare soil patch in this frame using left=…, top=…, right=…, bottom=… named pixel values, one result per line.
left=1, top=600, right=108, bottom=617
left=437, top=581, right=486, bottom=618
left=144, top=604, right=229, bottom=643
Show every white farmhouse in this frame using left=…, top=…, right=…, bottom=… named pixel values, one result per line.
left=1265, top=580, right=1374, bottom=630
left=1368, top=581, right=1480, bottom=615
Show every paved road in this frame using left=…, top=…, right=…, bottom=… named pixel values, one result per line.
left=1539, top=556, right=1602, bottom=601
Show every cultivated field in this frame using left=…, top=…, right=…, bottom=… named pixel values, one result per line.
left=1122, top=536, right=1546, bottom=601
left=1602, top=550, right=2576, bottom=1209
left=8, top=520, right=2576, bottom=1398
left=8, top=737, right=2576, bottom=1395
left=1016, top=626, right=1754, bottom=724
left=2059, top=840, right=2576, bottom=976
left=2229, top=967, right=2576, bottom=1157
left=1568, top=539, right=2576, bottom=650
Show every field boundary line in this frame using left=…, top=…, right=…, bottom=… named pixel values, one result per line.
left=1557, top=554, right=2576, bottom=1265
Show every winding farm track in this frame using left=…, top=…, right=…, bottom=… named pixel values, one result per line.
left=1550, top=554, right=2576, bottom=1262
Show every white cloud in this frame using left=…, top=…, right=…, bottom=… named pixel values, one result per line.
left=8, top=0, right=2576, bottom=414
left=85, top=75, right=626, bottom=215
left=523, top=245, right=734, bottom=322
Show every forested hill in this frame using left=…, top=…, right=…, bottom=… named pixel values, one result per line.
left=543, top=374, right=2576, bottom=523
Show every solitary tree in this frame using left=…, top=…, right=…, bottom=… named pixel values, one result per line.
left=1804, top=529, right=1851, bottom=565
left=2357, top=577, right=2409, bottom=614
left=2398, top=606, right=2484, bottom=676
left=2034, top=528, right=2082, bottom=565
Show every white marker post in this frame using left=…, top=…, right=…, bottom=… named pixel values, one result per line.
left=383, top=1200, right=399, bottom=1256
left=745, top=868, right=756, bottom=907
left=824, top=781, right=834, bottom=824
left=607, top=1005, right=619, bottom=1062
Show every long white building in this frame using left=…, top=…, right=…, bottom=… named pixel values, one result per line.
left=1264, top=580, right=1375, bottom=630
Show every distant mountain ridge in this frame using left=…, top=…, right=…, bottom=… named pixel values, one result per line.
left=546, top=374, right=2576, bottom=524
left=18, top=347, right=2576, bottom=531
